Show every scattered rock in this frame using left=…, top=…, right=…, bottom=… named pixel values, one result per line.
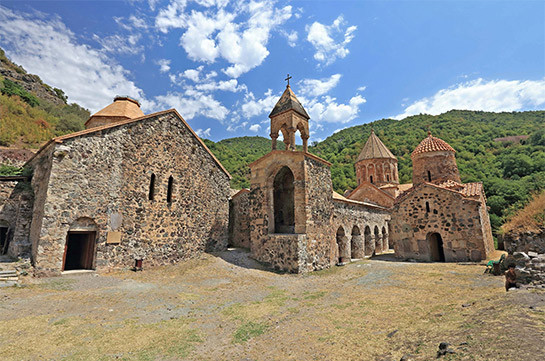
left=437, top=342, right=456, bottom=358
left=400, top=355, right=414, bottom=361
left=387, top=329, right=398, bottom=338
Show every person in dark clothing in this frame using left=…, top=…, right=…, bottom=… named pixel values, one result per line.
left=505, top=263, right=517, bottom=291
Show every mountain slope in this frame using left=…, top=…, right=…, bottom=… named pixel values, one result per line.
left=0, top=48, right=89, bottom=148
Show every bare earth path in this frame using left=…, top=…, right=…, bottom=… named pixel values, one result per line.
left=0, top=249, right=544, bottom=361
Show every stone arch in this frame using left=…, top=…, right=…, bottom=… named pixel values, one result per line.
left=382, top=225, right=388, bottom=251
left=63, top=217, right=98, bottom=271
left=374, top=225, right=381, bottom=255
left=273, top=166, right=295, bottom=233
left=364, top=225, right=373, bottom=256
left=427, top=232, right=445, bottom=262
left=351, top=225, right=364, bottom=259
left=0, top=219, right=10, bottom=255
left=296, top=121, right=309, bottom=152
left=336, top=226, right=350, bottom=264
left=367, top=164, right=375, bottom=183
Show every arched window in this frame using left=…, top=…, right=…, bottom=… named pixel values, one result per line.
left=148, top=173, right=156, bottom=200
left=426, top=201, right=430, bottom=213
left=273, top=166, right=295, bottom=233
left=167, top=176, right=174, bottom=203
left=427, top=170, right=432, bottom=182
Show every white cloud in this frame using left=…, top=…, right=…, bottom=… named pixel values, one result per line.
left=0, top=6, right=150, bottom=113
left=357, top=86, right=366, bottom=92
left=155, top=0, right=293, bottom=78
left=195, top=78, right=247, bottom=92
left=155, top=89, right=229, bottom=121
left=195, top=127, right=211, bottom=138
left=93, top=33, right=144, bottom=55
left=249, top=124, right=261, bottom=132
left=240, top=89, right=279, bottom=118
left=280, top=29, right=298, bottom=47
left=395, top=78, right=545, bottom=120
left=299, top=74, right=341, bottom=97
left=306, top=95, right=366, bottom=123
left=182, top=66, right=204, bottom=82
left=306, top=15, right=356, bottom=66
left=157, top=59, right=171, bottom=73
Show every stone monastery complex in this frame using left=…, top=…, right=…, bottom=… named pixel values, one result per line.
left=0, top=84, right=495, bottom=275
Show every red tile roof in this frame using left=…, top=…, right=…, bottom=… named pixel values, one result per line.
left=412, top=132, right=455, bottom=156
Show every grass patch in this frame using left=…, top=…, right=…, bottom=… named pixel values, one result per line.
left=233, top=321, right=268, bottom=343
left=303, top=290, right=327, bottom=300
left=40, top=278, right=76, bottom=291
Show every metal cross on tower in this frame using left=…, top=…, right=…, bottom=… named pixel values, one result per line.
left=285, top=74, right=292, bottom=86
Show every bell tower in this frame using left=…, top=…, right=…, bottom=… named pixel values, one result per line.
left=269, top=75, right=310, bottom=152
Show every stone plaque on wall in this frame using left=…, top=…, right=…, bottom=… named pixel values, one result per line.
left=106, top=231, right=122, bottom=244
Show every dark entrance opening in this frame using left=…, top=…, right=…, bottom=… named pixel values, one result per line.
left=428, top=232, right=445, bottom=262
left=273, top=166, right=295, bottom=233
left=0, top=226, right=9, bottom=255
left=63, top=232, right=96, bottom=271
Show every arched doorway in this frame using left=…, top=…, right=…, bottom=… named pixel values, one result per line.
left=351, top=226, right=364, bottom=259
left=374, top=226, right=381, bottom=255
left=336, top=226, right=349, bottom=264
left=364, top=226, right=373, bottom=257
left=273, top=166, right=295, bottom=233
left=382, top=226, right=388, bottom=251
left=63, top=217, right=98, bottom=271
left=427, top=233, right=445, bottom=262
left=0, top=220, right=10, bottom=255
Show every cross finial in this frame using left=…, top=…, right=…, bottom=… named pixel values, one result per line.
left=285, top=73, right=292, bottom=87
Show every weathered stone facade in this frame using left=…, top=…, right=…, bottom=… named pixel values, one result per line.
left=332, top=198, right=391, bottom=263
left=391, top=183, right=494, bottom=262
left=0, top=179, right=33, bottom=257
left=503, top=229, right=545, bottom=255
left=229, top=189, right=251, bottom=249
left=25, top=109, right=231, bottom=274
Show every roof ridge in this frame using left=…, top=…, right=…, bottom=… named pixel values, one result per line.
left=269, top=85, right=310, bottom=119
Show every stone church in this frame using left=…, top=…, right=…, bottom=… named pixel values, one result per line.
left=0, top=84, right=494, bottom=275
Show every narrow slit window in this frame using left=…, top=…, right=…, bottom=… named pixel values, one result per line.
left=386, top=174, right=390, bottom=182
left=148, top=173, right=156, bottom=200
left=167, top=176, right=174, bottom=203
left=426, top=201, right=430, bottom=213
left=427, top=170, right=432, bottom=182
left=370, top=175, right=374, bottom=184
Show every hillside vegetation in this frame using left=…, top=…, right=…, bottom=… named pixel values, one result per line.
left=0, top=48, right=89, bottom=148
left=206, top=110, right=545, bottom=235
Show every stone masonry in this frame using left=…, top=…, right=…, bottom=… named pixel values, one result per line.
left=26, top=108, right=231, bottom=274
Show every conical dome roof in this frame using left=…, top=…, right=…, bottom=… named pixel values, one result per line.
left=357, top=129, right=396, bottom=161
left=412, top=131, right=455, bottom=156
left=269, top=85, right=309, bottom=119
left=85, top=96, right=144, bottom=128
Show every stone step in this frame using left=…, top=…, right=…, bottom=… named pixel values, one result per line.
left=0, top=277, right=18, bottom=282
left=0, top=270, right=17, bottom=277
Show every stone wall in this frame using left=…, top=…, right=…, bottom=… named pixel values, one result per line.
left=412, top=151, right=461, bottom=186
left=332, top=199, right=391, bottom=262
left=348, top=183, right=395, bottom=208
left=0, top=179, right=33, bottom=258
left=29, top=111, right=231, bottom=274
left=301, top=156, right=334, bottom=271
left=249, top=151, right=336, bottom=273
left=229, top=189, right=251, bottom=249
left=391, top=184, right=493, bottom=262
left=503, top=229, right=545, bottom=255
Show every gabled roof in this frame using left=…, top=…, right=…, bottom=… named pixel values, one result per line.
left=26, top=109, right=231, bottom=179
left=85, top=96, right=144, bottom=127
left=269, top=85, right=310, bottom=119
left=357, top=129, right=396, bottom=161
left=394, top=181, right=484, bottom=205
left=412, top=131, right=455, bottom=156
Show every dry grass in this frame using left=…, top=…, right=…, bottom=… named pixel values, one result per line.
left=1, top=251, right=543, bottom=361
left=502, top=191, right=545, bottom=234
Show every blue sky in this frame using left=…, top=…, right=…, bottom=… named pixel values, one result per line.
left=0, top=0, right=544, bottom=142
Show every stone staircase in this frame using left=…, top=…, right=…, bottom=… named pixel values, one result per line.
left=0, top=269, right=18, bottom=287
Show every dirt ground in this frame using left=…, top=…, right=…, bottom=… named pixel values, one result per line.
left=1, top=249, right=544, bottom=361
